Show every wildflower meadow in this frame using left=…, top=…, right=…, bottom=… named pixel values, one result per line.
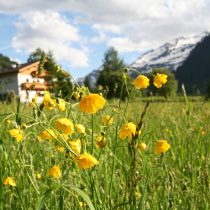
left=0, top=72, right=209, bottom=209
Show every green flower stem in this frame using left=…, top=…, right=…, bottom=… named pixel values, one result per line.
left=91, top=114, right=94, bottom=154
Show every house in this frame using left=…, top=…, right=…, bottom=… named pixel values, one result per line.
left=0, top=61, right=53, bottom=102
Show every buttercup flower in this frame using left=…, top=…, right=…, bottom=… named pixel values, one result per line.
left=154, top=140, right=170, bottom=154
left=3, top=177, right=16, bottom=187
left=56, top=145, right=65, bottom=153
left=69, top=139, right=81, bottom=155
left=48, top=165, right=61, bottom=179
left=96, top=133, right=107, bottom=148
left=60, top=133, right=69, bottom=141
left=9, top=129, right=24, bottom=142
left=79, top=93, right=106, bottom=114
left=55, top=118, right=74, bottom=135
left=101, top=115, right=113, bottom=126
left=133, top=75, right=150, bottom=89
left=153, top=73, right=168, bottom=88
left=138, top=142, right=147, bottom=151
left=119, top=122, right=136, bottom=140
left=57, top=98, right=66, bottom=112
left=74, top=153, right=99, bottom=169
left=43, top=91, right=56, bottom=110
left=75, top=124, right=86, bottom=134
left=36, top=173, right=42, bottom=180
left=38, top=129, right=56, bottom=141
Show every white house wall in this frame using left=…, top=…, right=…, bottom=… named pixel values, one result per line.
left=17, top=73, right=44, bottom=103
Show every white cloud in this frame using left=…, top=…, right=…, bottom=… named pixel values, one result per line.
left=90, top=32, right=107, bottom=44
left=2, top=0, right=210, bottom=54
left=12, top=10, right=88, bottom=67
left=107, top=37, right=150, bottom=52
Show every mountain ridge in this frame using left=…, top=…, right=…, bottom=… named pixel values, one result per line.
left=130, top=32, right=209, bottom=72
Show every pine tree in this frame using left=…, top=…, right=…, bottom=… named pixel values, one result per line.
left=97, top=47, right=129, bottom=99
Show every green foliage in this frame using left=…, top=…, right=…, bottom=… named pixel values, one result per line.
left=0, top=54, right=17, bottom=69
left=0, top=98, right=209, bottom=209
left=53, top=71, right=73, bottom=100
left=84, top=75, right=93, bottom=91
left=27, top=48, right=45, bottom=63
left=27, top=48, right=73, bottom=99
left=147, top=68, right=178, bottom=99
left=97, top=47, right=129, bottom=99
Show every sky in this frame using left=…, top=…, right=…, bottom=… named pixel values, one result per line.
left=0, top=0, right=210, bottom=79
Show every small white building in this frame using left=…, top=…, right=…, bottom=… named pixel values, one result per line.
left=0, top=61, right=52, bottom=102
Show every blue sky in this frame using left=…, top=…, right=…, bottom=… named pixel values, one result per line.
left=0, top=0, right=210, bottom=79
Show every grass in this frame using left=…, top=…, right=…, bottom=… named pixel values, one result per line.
left=0, top=96, right=209, bottom=210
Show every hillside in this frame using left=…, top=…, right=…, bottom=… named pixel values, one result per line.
left=175, top=34, right=210, bottom=94
left=130, top=32, right=208, bottom=72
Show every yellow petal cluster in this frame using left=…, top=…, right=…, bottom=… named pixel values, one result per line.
left=74, top=153, right=99, bottom=169
left=154, top=140, right=170, bottom=154
left=133, top=75, right=150, bottom=89
left=153, top=73, right=168, bottom=88
left=101, top=115, right=113, bottom=126
left=96, top=133, right=107, bottom=148
left=79, top=93, right=106, bottom=114
left=138, top=142, right=147, bottom=151
left=119, top=122, right=136, bottom=140
left=43, top=91, right=56, bottom=110
left=48, top=165, right=61, bottom=179
left=38, top=129, right=56, bottom=141
left=69, top=139, right=82, bottom=155
left=55, top=118, right=74, bottom=135
left=36, top=173, right=42, bottom=180
left=56, top=145, right=65, bottom=153
left=75, top=124, right=86, bottom=134
left=9, top=129, right=24, bottom=142
left=3, top=177, right=16, bottom=187
left=57, top=99, right=66, bottom=112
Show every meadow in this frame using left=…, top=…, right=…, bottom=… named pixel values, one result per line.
left=0, top=87, right=209, bottom=209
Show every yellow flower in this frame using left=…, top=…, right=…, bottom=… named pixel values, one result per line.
left=3, top=177, right=16, bottom=187
left=57, top=98, right=66, bottom=112
left=56, top=145, right=65, bottom=153
left=9, top=129, right=24, bottom=142
left=36, top=173, right=42, bottom=180
left=75, top=124, right=86, bottom=134
left=101, top=115, right=113, bottom=126
left=138, top=142, right=147, bottom=151
left=73, top=92, right=80, bottom=100
left=48, top=165, right=61, bottom=179
left=153, top=73, right=168, bottom=88
left=43, top=91, right=50, bottom=103
left=69, top=139, right=81, bottom=155
left=43, top=91, right=56, bottom=110
left=154, top=140, right=170, bottom=154
left=74, top=153, right=99, bottom=169
left=133, top=75, right=150, bottom=89
left=79, top=93, right=106, bottom=114
left=6, top=119, right=13, bottom=126
left=60, top=133, right=69, bottom=141
left=96, top=133, right=107, bottom=148
left=55, top=118, right=74, bottom=135
left=119, top=122, right=136, bottom=140
left=38, top=129, right=56, bottom=141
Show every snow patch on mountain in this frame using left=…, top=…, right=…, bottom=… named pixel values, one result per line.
left=130, top=32, right=209, bottom=72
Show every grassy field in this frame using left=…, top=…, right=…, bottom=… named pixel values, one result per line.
left=0, top=96, right=209, bottom=210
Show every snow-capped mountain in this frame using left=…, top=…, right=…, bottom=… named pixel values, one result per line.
left=130, top=32, right=209, bottom=72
